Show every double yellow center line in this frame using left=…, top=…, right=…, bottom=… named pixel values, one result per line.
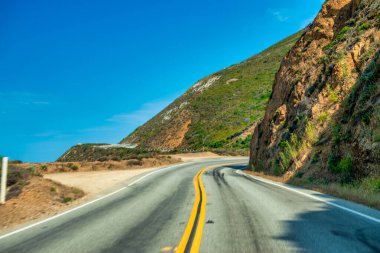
left=176, top=163, right=238, bottom=253
left=176, top=167, right=207, bottom=253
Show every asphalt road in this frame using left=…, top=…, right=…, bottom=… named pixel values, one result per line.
left=0, top=158, right=380, bottom=253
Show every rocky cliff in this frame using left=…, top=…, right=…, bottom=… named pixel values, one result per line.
left=250, top=0, right=380, bottom=184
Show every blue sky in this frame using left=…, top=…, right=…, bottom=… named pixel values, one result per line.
left=0, top=0, right=324, bottom=162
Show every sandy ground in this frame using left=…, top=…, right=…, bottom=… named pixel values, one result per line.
left=43, top=152, right=230, bottom=197
left=43, top=152, right=227, bottom=197
left=44, top=167, right=161, bottom=198
left=0, top=177, right=84, bottom=231
left=0, top=167, right=169, bottom=232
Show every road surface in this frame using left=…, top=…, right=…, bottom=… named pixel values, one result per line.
left=0, top=158, right=380, bottom=253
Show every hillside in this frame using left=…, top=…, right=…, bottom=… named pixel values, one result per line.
left=121, top=32, right=303, bottom=151
left=249, top=0, right=380, bottom=203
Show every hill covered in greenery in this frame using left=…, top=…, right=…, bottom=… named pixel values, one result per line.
left=122, top=31, right=303, bottom=151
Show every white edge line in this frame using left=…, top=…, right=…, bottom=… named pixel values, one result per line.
left=236, top=170, right=380, bottom=224
left=0, top=162, right=192, bottom=241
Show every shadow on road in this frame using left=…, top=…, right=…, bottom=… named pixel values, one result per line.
left=274, top=199, right=380, bottom=253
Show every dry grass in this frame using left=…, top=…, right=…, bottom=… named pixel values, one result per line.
left=0, top=177, right=84, bottom=230
left=290, top=178, right=380, bottom=210
left=14, top=156, right=181, bottom=174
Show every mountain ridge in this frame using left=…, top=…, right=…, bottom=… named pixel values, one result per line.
left=121, top=31, right=303, bottom=151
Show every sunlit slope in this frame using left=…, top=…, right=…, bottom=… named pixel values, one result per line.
left=122, top=31, right=303, bottom=150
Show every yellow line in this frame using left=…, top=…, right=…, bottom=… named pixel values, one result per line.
left=190, top=168, right=207, bottom=253
left=176, top=162, right=242, bottom=253
left=176, top=170, right=202, bottom=252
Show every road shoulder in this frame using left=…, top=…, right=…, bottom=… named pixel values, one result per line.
left=239, top=170, right=380, bottom=224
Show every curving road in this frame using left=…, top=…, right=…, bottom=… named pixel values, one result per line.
left=0, top=158, right=380, bottom=253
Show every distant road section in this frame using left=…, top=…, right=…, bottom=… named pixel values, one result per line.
left=1, top=158, right=380, bottom=253
left=97, top=144, right=138, bottom=149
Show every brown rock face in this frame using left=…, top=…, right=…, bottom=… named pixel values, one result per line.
left=250, top=0, right=380, bottom=180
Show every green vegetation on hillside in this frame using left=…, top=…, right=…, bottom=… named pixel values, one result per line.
left=123, top=31, right=303, bottom=150
left=57, top=144, right=161, bottom=162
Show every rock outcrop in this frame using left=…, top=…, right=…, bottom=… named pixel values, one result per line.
left=250, top=0, right=380, bottom=182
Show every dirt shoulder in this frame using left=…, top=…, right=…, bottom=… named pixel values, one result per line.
left=244, top=170, right=380, bottom=210
left=0, top=157, right=183, bottom=233
left=0, top=177, right=84, bottom=231
left=44, top=167, right=162, bottom=198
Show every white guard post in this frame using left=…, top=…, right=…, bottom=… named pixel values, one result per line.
left=1, top=157, right=8, bottom=204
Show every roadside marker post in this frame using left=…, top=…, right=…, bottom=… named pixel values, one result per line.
left=1, top=157, right=8, bottom=204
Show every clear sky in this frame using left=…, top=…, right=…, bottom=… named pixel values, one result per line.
left=0, top=0, right=324, bottom=162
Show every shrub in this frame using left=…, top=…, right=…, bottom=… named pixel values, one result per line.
left=71, top=188, right=82, bottom=195
left=327, top=154, right=340, bottom=172
left=323, top=26, right=350, bottom=50
left=341, top=60, right=350, bottom=80
left=70, top=165, right=79, bottom=171
left=231, top=135, right=251, bottom=149
left=295, top=171, right=304, bottom=178
left=358, top=22, right=370, bottom=31
left=374, top=130, right=380, bottom=142
left=324, top=42, right=335, bottom=51
left=271, top=160, right=283, bottom=176
left=328, top=154, right=353, bottom=180
left=311, top=154, right=320, bottom=164
left=50, top=187, right=56, bottom=192
left=342, top=130, right=352, bottom=142
left=97, top=157, right=108, bottom=162
left=210, top=140, right=227, bottom=148
left=291, top=133, right=301, bottom=149
left=368, top=179, right=380, bottom=191
left=127, top=160, right=143, bottom=166
left=327, top=84, right=339, bottom=102
left=27, top=166, right=36, bottom=173
left=5, top=167, right=30, bottom=187
left=62, top=197, right=72, bottom=203
left=111, top=156, right=121, bottom=161
left=317, top=112, right=330, bottom=124
left=7, top=184, right=22, bottom=199
left=337, top=156, right=353, bottom=173
left=356, top=110, right=373, bottom=125
left=41, top=165, right=48, bottom=172
left=305, top=122, right=315, bottom=144
left=332, top=124, right=342, bottom=145
left=279, top=134, right=301, bottom=171
left=279, top=150, right=292, bottom=171
left=336, top=26, right=350, bottom=41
